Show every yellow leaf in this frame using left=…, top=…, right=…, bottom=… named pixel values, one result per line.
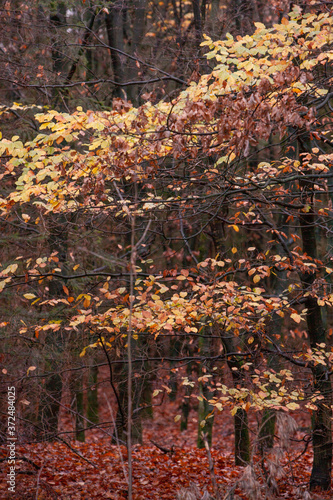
left=174, top=414, right=181, bottom=422
left=286, top=402, right=299, bottom=410
left=231, top=247, right=237, bottom=254
left=24, top=293, right=36, bottom=300
left=83, top=295, right=91, bottom=308
left=231, top=407, right=238, bottom=416
left=291, top=312, right=301, bottom=323
left=2, top=263, right=18, bottom=275
left=253, top=275, right=261, bottom=284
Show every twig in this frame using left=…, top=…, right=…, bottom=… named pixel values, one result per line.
left=45, top=388, right=120, bottom=443
left=202, top=433, right=221, bottom=500
left=35, top=463, right=44, bottom=500
left=36, top=479, right=58, bottom=500
left=96, top=330, right=126, bottom=429
left=223, top=484, right=237, bottom=500
left=178, top=209, right=199, bottom=264
left=127, top=175, right=138, bottom=500
left=64, top=8, right=98, bottom=85
left=56, top=436, right=97, bottom=468
left=150, top=440, right=175, bottom=455
left=103, top=393, right=128, bottom=484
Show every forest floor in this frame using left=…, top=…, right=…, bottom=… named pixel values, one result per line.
left=0, top=366, right=332, bottom=500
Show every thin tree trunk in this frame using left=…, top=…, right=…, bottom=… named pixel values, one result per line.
left=169, top=338, right=181, bottom=401
left=192, top=0, right=202, bottom=49
left=74, top=373, right=85, bottom=442
left=197, top=330, right=215, bottom=449
left=223, top=335, right=250, bottom=465
left=209, top=0, right=220, bottom=38
left=212, top=215, right=250, bottom=464
left=181, top=360, right=193, bottom=431
left=87, top=364, right=99, bottom=425
left=39, top=214, right=68, bottom=439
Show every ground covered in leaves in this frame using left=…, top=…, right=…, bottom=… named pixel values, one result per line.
left=1, top=374, right=332, bottom=499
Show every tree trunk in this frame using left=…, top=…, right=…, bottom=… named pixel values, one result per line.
left=114, top=360, right=143, bottom=445
left=299, top=165, right=332, bottom=490
left=259, top=409, right=276, bottom=451
left=223, top=335, right=251, bottom=465
left=73, top=372, right=85, bottom=442
left=87, top=364, right=99, bottom=425
left=300, top=207, right=332, bottom=490
left=197, top=330, right=215, bottom=448
left=38, top=214, right=68, bottom=440
left=228, top=0, right=256, bottom=35
left=209, top=0, right=220, bottom=38
left=259, top=213, right=289, bottom=451
left=127, top=0, right=146, bottom=105
left=234, top=407, right=251, bottom=465
left=105, top=1, right=126, bottom=99
left=50, top=2, right=66, bottom=106
left=169, top=338, right=181, bottom=401
left=39, top=368, right=63, bottom=439
left=181, top=360, right=193, bottom=431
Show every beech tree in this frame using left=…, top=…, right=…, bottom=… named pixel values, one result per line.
left=1, top=4, right=333, bottom=496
